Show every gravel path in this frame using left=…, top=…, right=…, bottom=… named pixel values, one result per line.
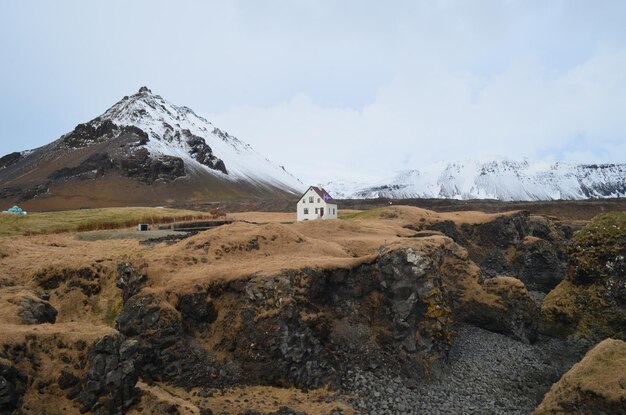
left=344, top=323, right=582, bottom=415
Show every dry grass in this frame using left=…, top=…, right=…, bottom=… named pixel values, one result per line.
left=0, top=207, right=214, bottom=237
left=533, top=338, right=626, bottom=414
left=131, top=382, right=354, bottom=415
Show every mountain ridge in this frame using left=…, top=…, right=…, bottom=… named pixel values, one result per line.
left=324, top=158, right=626, bottom=201
left=0, top=87, right=304, bottom=210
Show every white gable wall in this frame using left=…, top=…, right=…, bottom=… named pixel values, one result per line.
left=296, top=188, right=338, bottom=221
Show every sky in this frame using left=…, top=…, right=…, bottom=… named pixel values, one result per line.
left=1, top=0, right=626, bottom=183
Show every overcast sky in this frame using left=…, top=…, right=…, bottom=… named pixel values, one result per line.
left=1, top=1, right=625, bottom=183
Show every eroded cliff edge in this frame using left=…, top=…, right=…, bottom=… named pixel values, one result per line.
left=0, top=206, right=593, bottom=414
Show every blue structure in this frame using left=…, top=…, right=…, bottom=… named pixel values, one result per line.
left=2, top=205, right=28, bottom=215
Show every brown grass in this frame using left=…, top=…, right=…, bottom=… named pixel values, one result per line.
left=0, top=207, right=215, bottom=237
left=130, top=382, right=354, bottom=415
left=533, top=338, right=626, bottom=414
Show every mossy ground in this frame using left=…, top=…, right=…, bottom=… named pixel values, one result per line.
left=0, top=207, right=213, bottom=237
left=542, top=211, right=626, bottom=342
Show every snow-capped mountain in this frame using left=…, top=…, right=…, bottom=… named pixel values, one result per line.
left=0, top=87, right=304, bottom=209
left=95, top=87, right=303, bottom=191
left=324, top=159, right=626, bottom=201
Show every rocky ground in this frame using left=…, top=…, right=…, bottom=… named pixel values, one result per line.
left=345, top=323, right=582, bottom=415
left=1, top=206, right=623, bottom=414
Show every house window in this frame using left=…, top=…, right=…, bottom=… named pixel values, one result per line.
left=302, top=199, right=306, bottom=203
left=303, top=208, right=309, bottom=214
left=317, top=198, right=320, bottom=203
left=309, top=196, right=314, bottom=203
left=315, top=208, right=318, bottom=214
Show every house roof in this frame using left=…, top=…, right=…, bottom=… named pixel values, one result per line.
left=299, top=186, right=337, bottom=205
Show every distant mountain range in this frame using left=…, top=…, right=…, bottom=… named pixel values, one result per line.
left=1, top=89, right=624, bottom=209
left=324, top=159, right=626, bottom=201
left=0, top=87, right=304, bottom=210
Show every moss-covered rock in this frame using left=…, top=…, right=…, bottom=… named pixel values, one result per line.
left=542, top=212, right=626, bottom=343
left=533, top=338, right=626, bottom=414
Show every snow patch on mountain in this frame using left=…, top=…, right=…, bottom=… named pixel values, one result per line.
left=97, top=87, right=304, bottom=193
left=324, top=158, right=626, bottom=201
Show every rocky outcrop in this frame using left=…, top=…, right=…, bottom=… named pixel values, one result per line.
left=0, top=361, right=27, bottom=414
left=0, top=284, right=57, bottom=325
left=419, top=211, right=569, bottom=292
left=48, top=153, right=115, bottom=181
left=117, top=148, right=186, bottom=183
left=114, top=247, right=454, bottom=391
left=9, top=294, right=57, bottom=324
left=71, top=335, right=140, bottom=415
left=34, top=266, right=102, bottom=297
left=459, top=277, right=539, bottom=343
left=436, top=238, right=540, bottom=344
left=61, top=120, right=148, bottom=150
left=533, top=338, right=626, bottom=414
left=542, top=212, right=626, bottom=343
left=512, top=237, right=566, bottom=292
left=181, top=130, right=227, bottom=174
left=116, top=263, right=147, bottom=302
left=0, top=152, right=22, bottom=170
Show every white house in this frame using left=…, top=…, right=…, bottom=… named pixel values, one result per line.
left=297, top=186, right=338, bottom=221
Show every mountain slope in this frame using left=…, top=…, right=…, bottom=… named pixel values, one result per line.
left=325, top=159, right=626, bottom=201
left=0, top=87, right=304, bottom=210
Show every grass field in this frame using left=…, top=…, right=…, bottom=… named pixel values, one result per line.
left=0, top=207, right=214, bottom=237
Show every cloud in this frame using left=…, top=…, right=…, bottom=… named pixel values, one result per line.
left=207, top=46, right=626, bottom=183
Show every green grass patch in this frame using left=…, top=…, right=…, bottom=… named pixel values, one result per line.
left=0, top=207, right=214, bottom=237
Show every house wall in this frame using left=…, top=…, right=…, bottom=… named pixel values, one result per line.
left=296, top=188, right=338, bottom=221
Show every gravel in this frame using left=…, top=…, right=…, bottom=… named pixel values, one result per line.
left=342, top=323, right=582, bottom=415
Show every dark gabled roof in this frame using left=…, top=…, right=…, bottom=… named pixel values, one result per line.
left=299, top=186, right=337, bottom=205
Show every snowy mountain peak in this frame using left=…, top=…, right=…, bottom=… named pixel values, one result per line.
left=48, top=87, right=305, bottom=195
left=79, top=87, right=304, bottom=192
left=324, top=158, right=626, bottom=201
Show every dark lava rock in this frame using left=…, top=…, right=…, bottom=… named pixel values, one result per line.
left=118, top=148, right=185, bottom=183
left=176, top=292, right=217, bottom=329
left=0, top=152, right=22, bottom=169
left=114, top=247, right=454, bottom=391
left=116, top=263, right=146, bottom=302
left=421, top=211, right=568, bottom=288
left=115, top=294, right=219, bottom=386
left=58, top=369, right=80, bottom=390
left=73, top=335, right=140, bottom=415
left=512, top=238, right=566, bottom=292
left=462, top=276, right=539, bottom=344
left=48, top=153, right=115, bottom=180
left=62, top=119, right=119, bottom=149
left=0, top=363, right=27, bottom=414
left=10, top=295, right=58, bottom=324
left=182, top=130, right=227, bottom=174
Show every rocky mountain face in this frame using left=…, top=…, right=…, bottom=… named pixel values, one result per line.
left=0, top=87, right=304, bottom=210
left=326, top=159, right=626, bottom=201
